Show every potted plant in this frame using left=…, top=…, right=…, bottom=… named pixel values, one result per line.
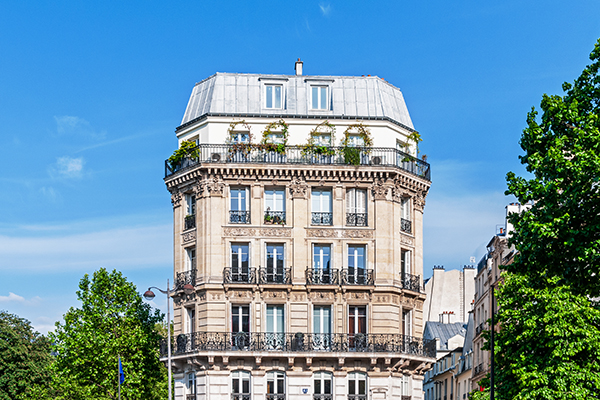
left=341, top=123, right=373, bottom=165
left=226, top=120, right=253, bottom=162
left=168, top=140, right=200, bottom=172
left=260, top=119, right=288, bottom=162
left=302, top=121, right=336, bottom=163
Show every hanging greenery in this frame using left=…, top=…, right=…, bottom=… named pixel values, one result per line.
left=340, top=123, right=373, bottom=165
left=302, top=121, right=336, bottom=157
left=226, top=120, right=253, bottom=157
left=259, top=119, right=289, bottom=155
left=168, top=140, right=199, bottom=169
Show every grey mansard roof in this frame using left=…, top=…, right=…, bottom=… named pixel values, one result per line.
left=179, top=73, right=414, bottom=131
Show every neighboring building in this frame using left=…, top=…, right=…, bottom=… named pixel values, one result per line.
left=470, top=203, right=528, bottom=391
left=163, top=60, right=435, bottom=400
left=422, top=322, right=467, bottom=400
left=454, top=314, right=473, bottom=400
left=423, top=266, right=475, bottom=324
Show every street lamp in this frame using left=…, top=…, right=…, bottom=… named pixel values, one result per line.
left=143, top=280, right=195, bottom=400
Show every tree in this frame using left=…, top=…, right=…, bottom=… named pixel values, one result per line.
left=50, top=268, right=167, bottom=400
left=0, top=311, right=52, bottom=400
left=497, top=38, right=600, bottom=400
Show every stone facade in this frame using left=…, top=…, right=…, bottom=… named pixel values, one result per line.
left=163, top=67, right=434, bottom=400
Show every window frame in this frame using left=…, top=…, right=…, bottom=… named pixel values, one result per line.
left=265, top=84, right=283, bottom=109
left=311, top=85, right=329, bottom=110
left=232, top=370, right=251, bottom=395
left=266, top=371, right=286, bottom=394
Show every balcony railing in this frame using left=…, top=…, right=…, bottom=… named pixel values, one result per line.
left=314, top=395, right=333, bottom=400
left=232, top=395, right=251, bottom=400
left=187, top=395, right=197, bottom=400
left=305, top=268, right=374, bottom=286
left=311, top=212, right=333, bottom=225
left=161, top=332, right=436, bottom=358
left=223, top=267, right=292, bottom=284
left=348, top=395, right=367, bottom=400
left=264, top=210, right=286, bottom=225
left=165, top=144, right=431, bottom=181
left=340, top=268, right=374, bottom=285
left=473, top=363, right=485, bottom=375
left=346, top=213, right=367, bottom=227
left=400, top=218, right=411, bottom=234
left=475, top=323, right=484, bottom=336
left=176, top=268, right=196, bottom=289
left=266, top=395, right=286, bottom=400
left=400, top=272, right=421, bottom=292
left=306, top=268, right=339, bottom=285
left=230, top=210, right=250, bottom=224
left=185, top=214, right=196, bottom=230
left=401, top=396, right=411, bottom=400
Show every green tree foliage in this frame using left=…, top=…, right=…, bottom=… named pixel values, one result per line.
left=0, top=311, right=52, bottom=400
left=497, top=38, right=600, bottom=400
left=50, top=268, right=167, bottom=400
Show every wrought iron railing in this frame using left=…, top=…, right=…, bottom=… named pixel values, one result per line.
left=223, top=267, right=292, bottom=284
left=400, top=273, right=421, bottom=292
left=161, top=332, right=436, bottom=358
left=185, top=214, right=196, bottom=230
left=186, top=395, right=197, bottom=400
left=348, top=395, right=367, bottom=400
left=232, top=395, right=251, bottom=400
left=311, top=212, right=333, bottom=225
left=176, top=268, right=196, bottom=289
left=266, top=395, right=286, bottom=400
left=230, top=210, right=250, bottom=224
left=401, top=396, right=411, bottom=400
left=400, top=218, right=411, bottom=234
left=475, top=323, right=484, bottom=336
left=473, top=363, right=485, bottom=375
left=165, top=144, right=431, bottom=181
left=340, top=268, right=374, bottom=285
left=346, top=213, right=367, bottom=227
left=306, top=268, right=340, bottom=285
left=264, top=210, right=286, bottom=225
left=314, top=395, right=333, bottom=400
left=305, top=268, right=374, bottom=286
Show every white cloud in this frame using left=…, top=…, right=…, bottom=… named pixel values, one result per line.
left=319, top=3, right=331, bottom=16
left=54, top=115, right=106, bottom=139
left=40, top=186, right=60, bottom=202
left=0, top=292, right=25, bottom=302
left=49, top=156, right=85, bottom=179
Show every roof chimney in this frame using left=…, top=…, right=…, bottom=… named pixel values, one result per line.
left=295, top=58, right=303, bottom=76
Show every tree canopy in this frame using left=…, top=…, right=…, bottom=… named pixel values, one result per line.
left=0, top=311, right=52, bottom=400
left=50, top=268, right=167, bottom=400
left=496, top=38, right=600, bottom=400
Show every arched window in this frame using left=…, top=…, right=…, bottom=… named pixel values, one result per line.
left=348, top=372, right=367, bottom=400
left=232, top=370, right=251, bottom=400
left=313, top=371, right=332, bottom=400
left=267, top=371, right=286, bottom=400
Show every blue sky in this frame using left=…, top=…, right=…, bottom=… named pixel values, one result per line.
left=1, top=1, right=599, bottom=333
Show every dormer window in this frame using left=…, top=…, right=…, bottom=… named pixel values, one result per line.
left=230, top=131, right=249, bottom=144
left=265, top=84, right=282, bottom=109
left=311, top=86, right=328, bottom=110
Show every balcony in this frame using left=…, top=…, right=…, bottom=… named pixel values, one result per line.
left=475, top=323, right=484, bottom=336
left=162, top=332, right=436, bottom=358
left=314, top=395, right=333, bottom=400
left=400, top=218, right=411, bottom=234
left=232, top=395, right=251, bottom=400
left=305, top=268, right=374, bottom=286
left=346, top=213, right=367, bottom=227
left=401, top=396, right=411, bottom=400
left=223, top=267, right=292, bottom=285
left=266, top=395, right=286, bottom=400
left=184, top=214, right=196, bottom=230
left=187, top=395, right=197, bottom=400
left=311, top=212, right=333, bottom=226
left=264, top=210, right=286, bottom=225
left=165, top=144, right=431, bottom=181
left=348, top=395, right=367, bottom=400
left=400, top=272, right=421, bottom=292
left=176, top=268, right=196, bottom=289
left=230, top=210, right=250, bottom=224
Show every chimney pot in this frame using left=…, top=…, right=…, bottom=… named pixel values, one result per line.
left=295, top=58, right=303, bottom=76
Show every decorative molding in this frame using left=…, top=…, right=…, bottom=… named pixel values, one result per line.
left=182, top=230, right=196, bottom=244
left=400, top=235, right=415, bottom=246
left=306, top=229, right=338, bottom=238
left=289, top=177, right=308, bottom=199
left=306, top=229, right=373, bottom=239
left=171, top=191, right=182, bottom=208
left=259, top=228, right=291, bottom=237
left=207, top=176, right=225, bottom=196
left=292, top=293, right=306, bottom=302
left=342, top=230, right=373, bottom=239
left=193, top=180, right=205, bottom=196
left=309, top=291, right=335, bottom=301
left=223, top=227, right=291, bottom=238
left=414, top=191, right=427, bottom=212
left=344, top=292, right=370, bottom=301
left=228, top=291, right=253, bottom=300
left=374, top=295, right=389, bottom=303
left=224, top=227, right=256, bottom=237
left=371, top=179, right=388, bottom=200
left=261, top=291, right=288, bottom=301
left=392, top=183, right=411, bottom=203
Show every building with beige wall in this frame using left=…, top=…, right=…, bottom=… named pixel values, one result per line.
left=423, top=267, right=475, bottom=324
left=163, top=61, right=435, bottom=400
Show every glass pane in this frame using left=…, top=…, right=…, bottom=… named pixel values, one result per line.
left=267, top=380, right=273, bottom=394
left=277, top=378, right=284, bottom=394
left=312, top=86, right=318, bottom=109
left=275, top=189, right=285, bottom=211
left=357, top=190, right=366, bottom=213
left=276, top=307, right=284, bottom=333
left=267, top=306, right=274, bottom=332
left=322, top=190, right=331, bottom=212
left=232, top=308, right=239, bottom=332
left=239, top=189, right=246, bottom=211
left=323, top=307, right=330, bottom=334
left=323, top=246, right=330, bottom=270
left=324, top=379, right=331, bottom=394
left=315, top=379, right=321, bottom=394
left=242, top=379, right=249, bottom=394
left=359, top=379, right=366, bottom=395
left=275, top=85, right=282, bottom=108
left=233, top=379, right=240, bottom=394
left=312, top=190, right=321, bottom=212
left=347, top=189, right=355, bottom=213
left=349, top=380, right=356, bottom=395
left=267, top=86, right=273, bottom=108
left=320, top=87, right=327, bottom=109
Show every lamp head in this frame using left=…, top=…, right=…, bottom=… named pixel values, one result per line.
left=183, top=284, right=195, bottom=295
left=143, top=289, right=156, bottom=300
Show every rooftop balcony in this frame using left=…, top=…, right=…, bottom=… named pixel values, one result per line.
left=165, top=144, right=430, bottom=181
left=162, top=332, right=436, bottom=358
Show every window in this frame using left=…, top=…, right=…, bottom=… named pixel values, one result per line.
left=186, top=248, right=196, bottom=272
left=185, top=194, right=196, bottom=230
left=232, top=371, right=251, bottom=400
left=186, top=307, right=196, bottom=334
left=267, top=371, right=285, bottom=399
left=401, top=249, right=411, bottom=283
left=230, top=131, right=250, bottom=144
left=230, top=243, right=250, bottom=282
left=401, top=197, right=411, bottom=233
left=266, top=244, right=285, bottom=283
left=187, top=372, right=197, bottom=398
left=265, top=132, right=285, bottom=144
left=312, top=244, right=332, bottom=284
left=346, top=134, right=364, bottom=147
left=348, top=306, right=367, bottom=349
left=232, top=305, right=250, bottom=349
left=402, top=309, right=412, bottom=337
left=266, top=85, right=283, bottom=109
left=347, top=245, right=367, bottom=284
left=311, top=86, right=328, bottom=110
left=400, top=375, right=410, bottom=397
left=313, top=306, right=331, bottom=350
left=230, top=187, right=250, bottom=224
left=346, top=188, right=367, bottom=226
left=348, top=372, right=367, bottom=400
left=265, top=189, right=286, bottom=224
left=312, top=189, right=332, bottom=225
left=266, top=305, right=285, bottom=350
left=314, top=371, right=332, bottom=399
left=313, top=133, right=331, bottom=146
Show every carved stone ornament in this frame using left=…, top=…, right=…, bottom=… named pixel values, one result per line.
left=289, top=177, right=308, bottom=199
left=182, top=230, right=196, bottom=244
left=293, top=293, right=306, bottom=302
left=306, top=229, right=338, bottom=238
left=401, top=297, right=416, bottom=307
left=392, top=184, right=410, bottom=203
left=261, top=291, right=288, bottom=301
left=344, top=292, right=370, bottom=301
left=171, top=191, right=182, bottom=208
left=342, top=230, right=373, bottom=239
left=375, top=295, right=389, bottom=303
left=371, top=179, right=388, bottom=201
left=309, top=291, right=335, bottom=301
left=207, top=176, right=225, bottom=196
left=193, top=181, right=205, bottom=196
left=259, top=228, right=292, bottom=238
left=197, top=292, right=207, bottom=301
left=414, top=191, right=427, bottom=212
left=224, top=228, right=257, bottom=237
left=400, top=235, right=415, bottom=246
